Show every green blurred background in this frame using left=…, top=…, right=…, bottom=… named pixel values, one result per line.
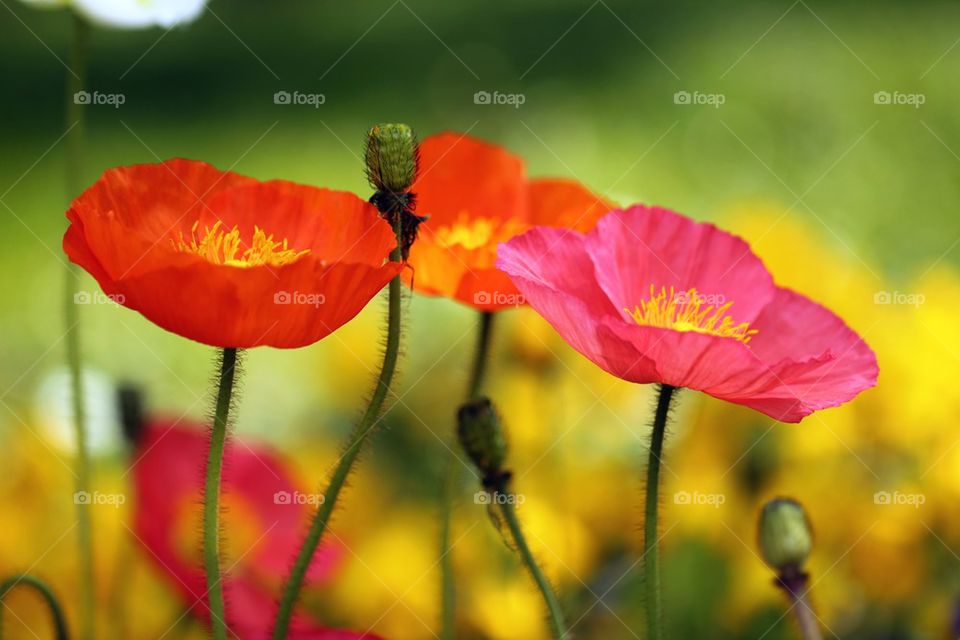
left=1, top=1, right=959, bottom=638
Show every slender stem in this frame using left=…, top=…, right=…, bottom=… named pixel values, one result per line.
left=779, top=572, right=823, bottom=640
left=440, top=310, right=497, bottom=639
left=63, top=14, right=93, bottom=640
left=438, top=466, right=456, bottom=640
left=791, top=592, right=823, bottom=640
left=0, top=574, right=70, bottom=640
left=490, top=477, right=567, bottom=640
left=272, top=221, right=404, bottom=640
left=466, top=311, right=495, bottom=400
left=644, top=384, right=675, bottom=640
left=203, top=347, right=240, bottom=640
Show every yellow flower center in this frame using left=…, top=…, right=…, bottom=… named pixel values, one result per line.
left=172, top=220, right=309, bottom=268
left=626, top=286, right=758, bottom=343
left=433, top=215, right=494, bottom=250
left=434, top=214, right=528, bottom=249
left=431, top=214, right=528, bottom=269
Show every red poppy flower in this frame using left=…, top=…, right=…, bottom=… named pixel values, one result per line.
left=131, top=417, right=376, bottom=639
left=408, top=132, right=614, bottom=311
left=497, top=206, right=878, bottom=422
left=64, top=159, right=401, bottom=348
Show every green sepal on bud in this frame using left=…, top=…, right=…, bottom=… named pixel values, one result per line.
left=457, top=397, right=508, bottom=481
left=365, top=123, right=418, bottom=193
left=758, top=497, right=813, bottom=572
left=364, top=123, right=425, bottom=261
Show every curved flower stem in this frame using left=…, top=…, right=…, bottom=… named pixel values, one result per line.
left=203, top=347, right=240, bottom=640
left=440, top=311, right=496, bottom=639
left=490, top=476, right=566, bottom=640
left=1, top=574, right=70, bottom=640
left=272, top=224, right=404, bottom=640
left=644, top=383, right=676, bottom=640
left=63, top=13, right=93, bottom=640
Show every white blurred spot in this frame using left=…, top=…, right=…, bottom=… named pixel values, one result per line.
left=33, top=366, right=122, bottom=456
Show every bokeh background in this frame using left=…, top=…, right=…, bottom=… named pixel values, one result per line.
left=1, top=0, right=959, bottom=638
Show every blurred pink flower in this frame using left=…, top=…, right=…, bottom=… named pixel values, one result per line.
left=497, top=205, right=878, bottom=422
left=131, top=418, right=377, bottom=638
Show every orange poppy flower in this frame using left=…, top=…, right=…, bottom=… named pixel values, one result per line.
left=408, top=132, right=614, bottom=311
left=64, top=159, right=401, bottom=348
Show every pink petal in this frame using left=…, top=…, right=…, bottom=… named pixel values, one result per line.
left=728, top=287, right=879, bottom=421
left=497, top=227, right=660, bottom=379
left=585, top=206, right=776, bottom=323
left=497, top=206, right=878, bottom=423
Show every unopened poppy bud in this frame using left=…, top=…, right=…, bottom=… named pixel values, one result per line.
left=365, top=123, right=418, bottom=193
left=758, top=497, right=813, bottom=572
left=364, top=123, right=424, bottom=260
left=457, top=397, right=508, bottom=477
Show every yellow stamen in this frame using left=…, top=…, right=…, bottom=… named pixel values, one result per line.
left=626, top=286, right=758, bottom=343
left=431, top=213, right=528, bottom=269
left=172, top=220, right=309, bottom=268
left=434, top=213, right=527, bottom=248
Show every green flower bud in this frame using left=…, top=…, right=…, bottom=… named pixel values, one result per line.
left=758, top=497, right=813, bottom=571
left=457, top=397, right=508, bottom=477
left=365, top=123, right=418, bottom=193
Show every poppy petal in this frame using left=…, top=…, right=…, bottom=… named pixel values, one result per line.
left=408, top=133, right=613, bottom=310
left=584, top=206, right=776, bottom=323
left=414, top=132, right=526, bottom=225
left=64, top=159, right=400, bottom=348
left=526, top=178, right=614, bottom=230
left=498, top=206, right=878, bottom=422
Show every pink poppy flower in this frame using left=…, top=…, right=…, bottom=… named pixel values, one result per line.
left=131, top=417, right=377, bottom=638
left=496, top=205, right=878, bottom=422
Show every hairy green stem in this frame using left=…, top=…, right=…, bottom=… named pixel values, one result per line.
left=203, top=347, right=240, bottom=640
left=466, top=311, right=495, bottom=401
left=644, top=384, right=675, bottom=640
left=272, top=221, right=404, bottom=640
left=440, top=310, right=496, bottom=638
left=0, top=574, right=70, bottom=640
left=63, top=13, right=93, bottom=640
left=491, top=477, right=567, bottom=640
